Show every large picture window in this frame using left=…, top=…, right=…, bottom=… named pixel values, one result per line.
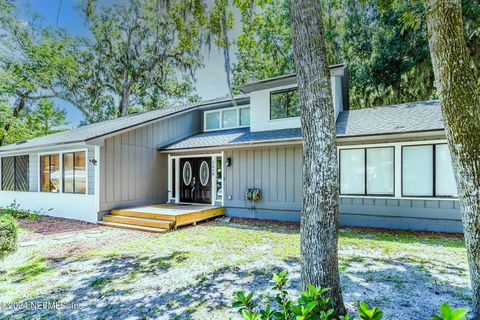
left=402, top=144, right=457, bottom=197
left=204, top=106, right=250, bottom=131
left=340, top=147, right=394, bottom=196
left=63, top=151, right=86, bottom=194
left=270, top=88, right=300, bottom=120
left=1, top=155, right=29, bottom=191
left=40, top=154, right=60, bottom=193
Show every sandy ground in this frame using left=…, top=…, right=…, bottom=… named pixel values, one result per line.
left=0, top=215, right=472, bottom=320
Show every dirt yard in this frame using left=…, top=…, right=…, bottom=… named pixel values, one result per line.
left=0, top=215, right=471, bottom=320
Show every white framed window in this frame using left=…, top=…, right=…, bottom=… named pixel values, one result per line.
left=366, top=147, right=394, bottom=195
left=38, top=149, right=88, bottom=194
left=340, top=148, right=365, bottom=195
left=402, top=144, right=457, bottom=197
left=339, top=147, right=394, bottom=196
left=435, top=144, right=458, bottom=196
left=204, top=106, right=250, bottom=131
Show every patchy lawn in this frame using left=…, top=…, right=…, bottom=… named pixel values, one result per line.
left=0, top=215, right=471, bottom=320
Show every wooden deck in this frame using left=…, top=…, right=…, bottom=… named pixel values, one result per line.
left=98, top=204, right=224, bottom=233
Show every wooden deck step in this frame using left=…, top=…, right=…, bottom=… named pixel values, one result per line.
left=98, top=221, right=168, bottom=233
left=110, top=209, right=177, bottom=221
left=103, top=215, right=174, bottom=229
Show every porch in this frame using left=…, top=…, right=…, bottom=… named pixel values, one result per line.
left=98, top=203, right=224, bottom=233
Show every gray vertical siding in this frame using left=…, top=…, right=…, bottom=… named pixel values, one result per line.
left=87, top=145, right=96, bottom=195
left=223, top=146, right=302, bottom=211
left=99, top=111, right=200, bottom=211
left=220, top=144, right=462, bottom=233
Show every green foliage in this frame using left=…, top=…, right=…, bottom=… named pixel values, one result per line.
left=0, top=0, right=74, bottom=145
left=0, top=200, right=41, bottom=219
left=356, top=302, right=384, bottom=320
left=233, top=271, right=372, bottom=319
left=0, top=214, right=18, bottom=260
left=232, top=0, right=480, bottom=108
left=432, top=303, right=468, bottom=320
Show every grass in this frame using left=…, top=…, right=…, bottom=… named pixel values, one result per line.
left=0, top=219, right=471, bottom=319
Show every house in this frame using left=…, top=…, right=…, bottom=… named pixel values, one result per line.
left=0, top=64, right=462, bottom=233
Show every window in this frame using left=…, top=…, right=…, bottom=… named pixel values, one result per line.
left=366, top=147, right=394, bottom=195
left=339, top=147, right=394, bottom=196
left=204, top=106, right=251, bottom=131
left=402, top=144, right=457, bottom=197
left=435, top=144, right=458, bottom=196
left=222, top=109, right=237, bottom=128
left=239, top=107, right=250, bottom=126
left=205, top=112, right=220, bottom=130
left=270, top=89, right=300, bottom=120
left=40, top=154, right=60, bottom=193
left=63, top=151, right=86, bottom=194
left=1, top=155, right=29, bottom=191
left=340, top=149, right=365, bottom=195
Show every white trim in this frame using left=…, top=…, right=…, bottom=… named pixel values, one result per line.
left=168, top=152, right=224, bottom=205
left=37, top=148, right=89, bottom=195
left=175, top=157, right=180, bottom=204
left=93, top=145, right=100, bottom=216
left=211, top=155, right=216, bottom=205
left=167, top=154, right=172, bottom=201
left=221, top=151, right=225, bottom=205
left=204, top=105, right=250, bottom=132
left=0, top=142, right=88, bottom=157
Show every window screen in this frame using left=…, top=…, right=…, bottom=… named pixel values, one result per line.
left=1, top=155, right=29, bottom=191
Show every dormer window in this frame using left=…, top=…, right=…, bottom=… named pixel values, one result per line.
left=270, top=88, right=300, bottom=120
left=204, top=106, right=250, bottom=131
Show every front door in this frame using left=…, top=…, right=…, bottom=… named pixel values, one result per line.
left=179, top=157, right=212, bottom=203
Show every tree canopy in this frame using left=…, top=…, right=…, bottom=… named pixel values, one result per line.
left=231, top=0, right=480, bottom=109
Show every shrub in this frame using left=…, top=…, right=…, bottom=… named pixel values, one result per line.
left=432, top=303, right=468, bottom=320
left=0, top=214, right=19, bottom=260
left=0, top=200, right=40, bottom=219
left=233, top=270, right=380, bottom=320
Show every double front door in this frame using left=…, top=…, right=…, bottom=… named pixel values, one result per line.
left=179, top=157, right=212, bottom=204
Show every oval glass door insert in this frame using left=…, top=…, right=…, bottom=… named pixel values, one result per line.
left=183, top=162, right=192, bottom=185
left=199, top=161, right=209, bottom=186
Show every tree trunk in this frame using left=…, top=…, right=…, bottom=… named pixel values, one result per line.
left=425, top=0, right=480, bottom=317
left=288, top=0, right=346, bottom=316
left=118, top=84, right=132, bottom=117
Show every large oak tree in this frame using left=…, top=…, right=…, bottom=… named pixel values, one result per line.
left=424, top=0, right=480, bottom=317
left=288, top=0, right=346, bottom=316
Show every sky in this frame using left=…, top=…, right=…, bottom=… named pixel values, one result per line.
left=15, top=0, right=239, bottom=127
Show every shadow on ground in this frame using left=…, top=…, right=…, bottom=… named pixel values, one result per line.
left=0, top=249, right=471, bottom=320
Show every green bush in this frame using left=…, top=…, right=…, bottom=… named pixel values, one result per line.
left=233, top=272, right=469, bottom=320
left=0, top=200, right=40, bottom=219
left=233, top=270, right=381, bottom=320
left=0, top=214, right=19, bottom=260
left=432, top=303, right=468, bottom=320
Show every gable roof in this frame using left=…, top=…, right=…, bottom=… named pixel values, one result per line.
left=0, top=95, right=248, bottom=153
left=161, top=100, right=444, bottom=150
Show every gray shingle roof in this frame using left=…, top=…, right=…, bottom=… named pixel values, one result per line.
left=0, top=95, right=246, bottom=153
left=162, top=100, right=444, bottom=150
left=336, top=100, right=443, bottom=137
left=162, top=127, right=302, bottom=150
